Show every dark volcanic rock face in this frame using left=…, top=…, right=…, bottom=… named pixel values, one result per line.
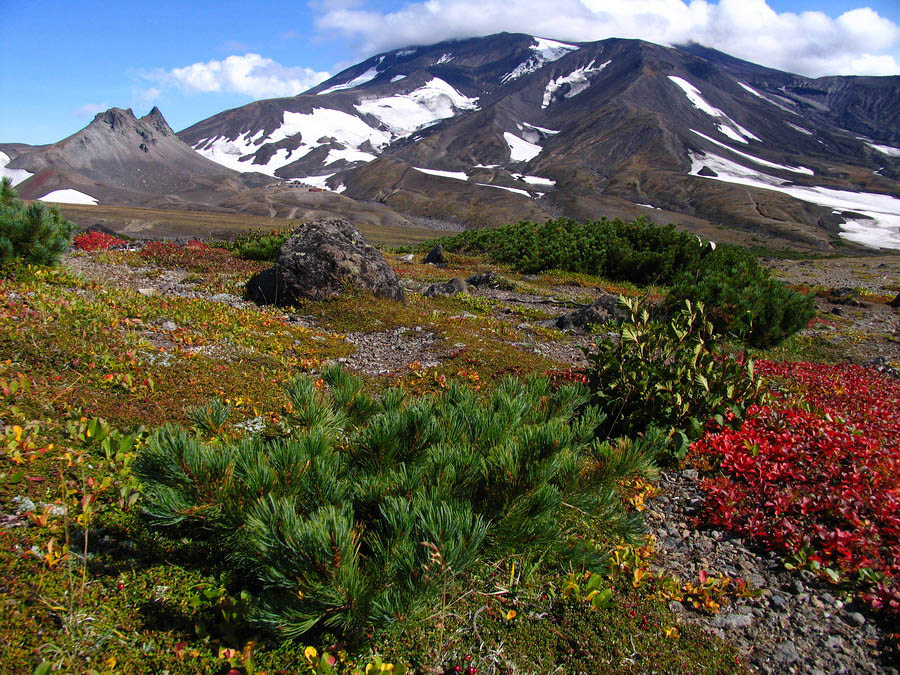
left=274, top=219, right=405, bottom=304
left=177, top=32, right=900, bottom=250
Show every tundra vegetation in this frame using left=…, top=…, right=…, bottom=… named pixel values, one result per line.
left=1, top=182, right=897, bottom=672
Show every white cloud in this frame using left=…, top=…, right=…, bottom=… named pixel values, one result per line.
left=314, top=0, right=900, bottom=77
left=73, top=103, right=110, bottom=118
left=149, top=53, right=330, bottom=99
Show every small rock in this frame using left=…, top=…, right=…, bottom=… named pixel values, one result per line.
left=845, top=611, right=865, bottom=627
left=682, top=469, right=699, bottom=481
left=160, top=321, right=177, bottom=331
left=137, top=287, right=156, bottom=296
left=400, top=254, right=414, bottom=262
left=770, top=594, right=788, bottom=610
left=824, top=635, right=843, bottom=650
left=424, top=277, right=469, bottom=298
left=712, top=612, right=753, bottom=629
left=772, top=641, right=800, bottom=664
left=746, top=573, right=766, bottom=588
left=668, top=601, right=684, bottom=614
left=12, top=496, right=35, bottom=514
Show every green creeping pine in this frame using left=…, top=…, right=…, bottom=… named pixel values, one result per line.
left=135, top=365, right=660, bottom=640
left=0, top=178, right=76, bottom=268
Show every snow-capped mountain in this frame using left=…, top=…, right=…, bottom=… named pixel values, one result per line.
left=179, top=32, right=900, bottom=249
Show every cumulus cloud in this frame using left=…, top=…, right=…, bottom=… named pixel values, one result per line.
left=148, top=53, right=330, bottom=99
left=314, top=0, right=900, bottom=77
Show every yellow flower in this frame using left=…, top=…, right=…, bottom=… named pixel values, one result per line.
left=664, top=626, right=680, bottom=639
left=305, top=646, right=318, bottom=661
left=505, top=609, right=517, bottom=621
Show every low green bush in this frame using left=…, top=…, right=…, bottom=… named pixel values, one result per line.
left=584, top=296, right=767, bottom=460
left=425, top=217, right=814, bottom=346
left=216, top=228, right=292, bottom=261
left=135, top=366, right=659, bottom=640
left=0, top=178, right=76, bottom=268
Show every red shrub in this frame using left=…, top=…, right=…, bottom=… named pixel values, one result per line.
left=692, top=361, right=900, bottom=618
left=138, top=240, right=259, bottom=274
left=74, top=231, right=126, bottom=251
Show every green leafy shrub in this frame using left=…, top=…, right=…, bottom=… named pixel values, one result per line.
left=0, top=178, right=76, bottom=268
left=135, top=366, right=659, bottom=640
left=425, top=217, right=813, bottom=346
left=584, top=296, right=766, bottom=460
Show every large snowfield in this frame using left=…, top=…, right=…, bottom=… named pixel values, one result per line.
left=690, top=151, right=900, bottom=249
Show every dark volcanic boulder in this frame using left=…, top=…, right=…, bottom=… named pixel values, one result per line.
left=274, top=219, right=405, bottom=304
left=555, top=293, right=629, bottom=331
left=423, top=245, right=447, bottom=266
left=424, top=277, right=469, bottom=298
left=246, top=268, right=279, bottom=304
left=466, top=271, right=511, bottom=289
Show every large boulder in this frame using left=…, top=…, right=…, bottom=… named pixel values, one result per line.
left=253, top=219, right=405, bottom=305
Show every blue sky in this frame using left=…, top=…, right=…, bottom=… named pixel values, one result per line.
left=3, top=0, right=898, bottom=145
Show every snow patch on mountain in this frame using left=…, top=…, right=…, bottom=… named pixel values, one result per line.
left=291, top=174, right=335, bottom=189
left=40, top=189, right=98, bottom=205
left=690, top=130, right=813, bottom=175
left=786, top=122, right=813, bottom=136
left=542, top=60, right=610, bottom=108
left=512, top=173, right=555, bottom=186
left=669, top=77, right=761, bottom=144
left=690, top=151, right=900, bottom=249
left=324, top=148, right=378, bottom=165
left=503, top=132, right=542, bottom=162
left=737, top=82, right=798, bottom=114
left=502, top=37, right=579, bottom=84
left=476, top=183, right=532, bottom=197
left=318, top=67, right=380, bottom=95
left=522, top=122, right=559, bottom=135
left=355, top=78, right=478, bottom=137
left=414, top=167, right=469, bottom=181
left=0, top=151, right=33, bottom=186
left=436, top=53, right=454, bottom=64
left=868, top=143, right=900, bottom=158
left=195, top=109, right=393, bottom=175
left=390, top=75, right=406, bottom=83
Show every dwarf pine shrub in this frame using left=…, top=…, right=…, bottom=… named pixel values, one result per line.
left=0, top=178, right=76, bottom=268
left=428, top=217, right=814, bottom=346
left=135, top=366, right=659, bottom=640
left=585, top=296, right=766, bottom=460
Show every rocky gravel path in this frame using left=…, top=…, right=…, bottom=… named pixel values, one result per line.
left=647, top=470, right=896, bottom=674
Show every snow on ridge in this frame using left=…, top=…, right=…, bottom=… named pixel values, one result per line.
left=690, top=130, right=813, bottom=175
left=542, top=60, right=610, bottom=108
left=503, top=132, right=542, bottom=162
left=512, top=172, right=555, bottom=186
left=290, top=174, right=335, bottom=189
left=501, top=36, right=579, bottom=84
left=737, top=82, right=797, bottom=115
left=476, top=183, right=532, bottom=197
left=522, top=122, right=559, bottom=135
left=868, top=143, right=900, bottom=158
left=355, top=78, right=478, bottom=137
left=413, top=167, right=469, bottom=181
left=390, top=75, right=407, bottom=83
left=690, top=150, right=900, bottom=249
left=436, top=53, right=454, bottom=65
left=0, top=151, right=33, bottom=186
left=668, top=76, right=761, bottom=144
left=195, top=108, right=393, bottom=176
left=786, top=122, right=813, bottom=136
left=324, top=148, right=377, bottom=165
left=40, top=189, right=98, bottom=205
left=317, top=67, right=380, bottom=95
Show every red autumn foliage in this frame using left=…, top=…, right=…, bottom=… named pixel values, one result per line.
left=138, top=240, right=259, bottom=274
left=692, top=361, right=900, bottom=618
left=73, top=231, right=126, bottom=251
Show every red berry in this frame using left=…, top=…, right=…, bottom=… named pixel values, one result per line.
left=465, top=655, right=472, bottom=662
left=466, top=668, right=478, bottom=675
left=117, top=582, right=124, bottom=591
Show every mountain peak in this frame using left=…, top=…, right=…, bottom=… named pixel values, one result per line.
left=92, top=107, right=137, bottom=130
left=141, top=106, right=175, bottom=136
